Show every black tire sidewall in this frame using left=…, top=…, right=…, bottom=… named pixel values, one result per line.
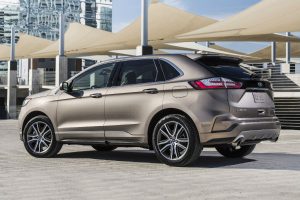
left=152, top=114, right=201, bottom=167
left=23, top=115, right=61, bottom=158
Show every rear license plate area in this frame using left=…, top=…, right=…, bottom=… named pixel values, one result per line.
left=253, top=92, right=265, bottom=103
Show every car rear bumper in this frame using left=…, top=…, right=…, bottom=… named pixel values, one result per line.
left=200, top=115, right=281, bottom=146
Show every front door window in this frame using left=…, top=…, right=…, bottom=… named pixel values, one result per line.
left=72, top=63, right=115, bottom=91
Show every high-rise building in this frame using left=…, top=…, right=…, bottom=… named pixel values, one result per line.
left=18, top=0, right=112, bottom=41
left=80, top=0, right=112, bottom=31
left=0, top=11, right=4, bottom=41
left=0, top=5, right=19, bottom=44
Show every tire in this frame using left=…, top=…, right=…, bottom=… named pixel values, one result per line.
left=23, top=115, right=62, bottom=158
left=215, top=144, right=256, bottom=158
left=152, top=114, right=202, bottom=167
left=91, top=145, right=117, bottom=152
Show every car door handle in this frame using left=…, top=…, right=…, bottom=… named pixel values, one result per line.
left=90, top=93, right=103, bottom=98
left=143, top=88, right=159, bottom=94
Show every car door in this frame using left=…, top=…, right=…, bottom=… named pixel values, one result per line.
left=56, top=62, right=115, bottom=140
left=104, top=59, right=165, bottom=144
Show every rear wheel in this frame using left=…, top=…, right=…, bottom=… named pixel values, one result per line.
left=91, top=145, right=117, bottom=152
left=215, top=144, right=256, bottom=158
left=23, top=115, right=62, bottom=158
left=152, top=114, right=202, bottom=167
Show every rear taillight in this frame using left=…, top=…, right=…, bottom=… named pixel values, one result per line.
left=189, top=77, right=242, bottom=90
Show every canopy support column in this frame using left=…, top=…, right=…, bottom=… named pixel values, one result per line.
left=280, top=32, right=292, bottom=74
left=56, top=13, right=68, bottom=87
left=136, top=0, right=153, bottom=56
left=271, top=42, right=276, bottom=65
left=206, top=42, right=210, bottom=48
left=28, top=59, right=39, bottom=95
left=286, top=32, right=291, bottom=64
left=7, top=26, right=17, bottom=119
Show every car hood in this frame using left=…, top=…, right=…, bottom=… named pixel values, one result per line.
left=27, top=88, right=59, bottom=99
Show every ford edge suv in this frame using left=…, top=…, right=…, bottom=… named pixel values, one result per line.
left=18, top=54, right=280, bottom=166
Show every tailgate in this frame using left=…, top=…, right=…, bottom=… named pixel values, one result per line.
left=228, top=81, right=275, bottom=118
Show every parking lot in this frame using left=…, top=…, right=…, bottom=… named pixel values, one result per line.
left=1, top=120, right=300, bottom=200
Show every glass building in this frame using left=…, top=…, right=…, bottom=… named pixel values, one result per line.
left=18, top=0, right=112, bottom=41
left=0, top=5, right=19, bottom=44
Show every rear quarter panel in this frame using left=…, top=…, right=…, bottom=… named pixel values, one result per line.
left=163, top=81, right=230, bottom=134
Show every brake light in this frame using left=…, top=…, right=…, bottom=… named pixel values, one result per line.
left=189, top=77, right=242, bottom=89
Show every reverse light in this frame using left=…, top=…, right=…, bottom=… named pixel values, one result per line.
left=189, top=77, right=242, bottom=90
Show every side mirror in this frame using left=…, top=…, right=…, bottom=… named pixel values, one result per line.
left=60, top=81, right=71, bottom=92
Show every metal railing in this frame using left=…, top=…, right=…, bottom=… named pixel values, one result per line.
left=240, top=63, right=271, bottom=79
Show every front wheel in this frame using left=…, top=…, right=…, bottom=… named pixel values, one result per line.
left=215, top=144, right=256, bottom=158
left=152, top=114, right=202, bottom=167
left=23, top=115, right=62, bottom=158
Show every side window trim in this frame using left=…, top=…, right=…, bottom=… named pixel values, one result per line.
left=159, top=58, right=183, bottom=81
left=71, top=62, right=116, bottom=91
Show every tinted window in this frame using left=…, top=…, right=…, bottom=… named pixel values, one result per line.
left=195, top=57, right=254, bottom=79
left=160, top=60, right=180, bottom=80
left=72, top=63, right=114, bottom=91
left=116, top=60, right=158, bottom=86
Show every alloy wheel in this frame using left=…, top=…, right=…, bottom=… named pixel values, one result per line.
left=26, top=121, right=53, bottom=154
left=156, top=121, right=190, bottom=161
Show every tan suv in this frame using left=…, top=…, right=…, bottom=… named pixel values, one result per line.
left=19, top=54, right=280, bottom=166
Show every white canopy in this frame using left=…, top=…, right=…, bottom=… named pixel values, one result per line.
left=2, top=1, right=300, bottom=61
left=165, top=42, right=255, bottom=59
left=0, top=33, right=54, bottom=60
left=67, top=2, right=217, bottom=57
left=32, top=23, right=114, bottom=58
left=178, top=0, right=300, bottom=40
left=250, top=43, right=300, bottom=60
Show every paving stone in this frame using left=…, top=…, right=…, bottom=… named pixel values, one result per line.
left=0, top=120, right=300, bottom=200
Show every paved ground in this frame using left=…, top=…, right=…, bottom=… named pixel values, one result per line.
left=1, top=120, right=300, bottom=200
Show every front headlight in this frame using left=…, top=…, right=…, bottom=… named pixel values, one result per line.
left=22, top=98, right=31, bottom=107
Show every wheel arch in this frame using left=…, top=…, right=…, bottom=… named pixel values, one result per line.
left=147, top=108, right=198, bottom=149
left=22, top=111, right=51, bottom=134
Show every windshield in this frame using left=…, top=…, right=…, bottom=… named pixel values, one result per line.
left=194, top=56, right=257, bottom=79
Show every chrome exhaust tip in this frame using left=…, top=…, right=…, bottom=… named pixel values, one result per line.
left=232, top=135, right=245, bottom=147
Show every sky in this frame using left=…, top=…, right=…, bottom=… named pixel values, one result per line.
left=0, top=0, right=282, bottom=53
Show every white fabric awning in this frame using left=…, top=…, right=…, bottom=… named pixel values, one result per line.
left=2, top=1, right=300, bottom=61
left=165, top=42, right=256, bottom=59
left=32, top=3, right=217, bottom=58
left=178, top=0, right=300, bottom=40
left=0, top=33, right=54, bottom=60
left=72, top=2, right=217, bottom=56
left=32, top=23, right=114, bottom=58
left=250, top=43, right=300, bottom=60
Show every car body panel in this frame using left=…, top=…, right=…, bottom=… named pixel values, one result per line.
left=56, top=88, right=108, bottom=140
left=104, top=82, right=164, bottom=144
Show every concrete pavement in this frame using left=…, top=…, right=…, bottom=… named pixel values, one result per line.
left=0, top=120, right=300, bottom=200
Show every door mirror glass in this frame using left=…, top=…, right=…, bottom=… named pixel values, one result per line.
left=60, top=81, right=71, bottom=92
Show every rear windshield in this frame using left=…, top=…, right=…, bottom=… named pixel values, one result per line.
left=195, top=57, right=254, bottom=79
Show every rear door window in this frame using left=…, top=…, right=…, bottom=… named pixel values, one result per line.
left=115, top=59, right=162, bottom=86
